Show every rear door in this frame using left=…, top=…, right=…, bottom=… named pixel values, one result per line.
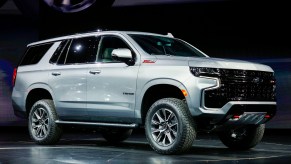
left=49, top=36, right=100, bottom=121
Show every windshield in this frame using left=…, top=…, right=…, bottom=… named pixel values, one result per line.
left=128, top=34, right=206, bottom=57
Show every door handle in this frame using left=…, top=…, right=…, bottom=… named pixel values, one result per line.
left=89, top=70, right=101, bottom=74
left=52, top=72, right=61, bottom=76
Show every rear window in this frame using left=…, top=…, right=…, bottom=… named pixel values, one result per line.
left=49, top=40, right=70, bottom=64
left=20, top=43, right=53, bottom=66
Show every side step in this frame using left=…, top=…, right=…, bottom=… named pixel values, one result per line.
left=55, top=120, right=138, bottom=128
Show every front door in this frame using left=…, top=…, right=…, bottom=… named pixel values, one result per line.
left=87, top=35, right=139, bottom=123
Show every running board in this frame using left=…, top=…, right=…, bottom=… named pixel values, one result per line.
left=55, top=120, right=138, bottom=128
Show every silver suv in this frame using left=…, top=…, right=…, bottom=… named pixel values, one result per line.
left=12, top=30, right=276, bottom=154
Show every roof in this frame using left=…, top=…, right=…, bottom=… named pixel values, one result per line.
left=28, top=31, right=172, bottom=47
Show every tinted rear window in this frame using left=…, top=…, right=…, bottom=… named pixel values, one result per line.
left=20, top=43, right=53, bottom=66
left=65, top=36, right=100, bottom=64
left=49, top=40, right=70, bottom=64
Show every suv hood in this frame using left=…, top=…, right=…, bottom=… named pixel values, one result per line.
left=188, top=57, right=273, bottom=72
left=154, top=56, right=273, bottom=72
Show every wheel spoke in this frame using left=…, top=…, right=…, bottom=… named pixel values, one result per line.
left=42, top=126, right=46, bottom=137
left=36, top=126, right=42, bottom=137
left=44, top=124, right=49, bottom=133
left=42, top=125, right=47, bottom=136
left=44, top=117, right=49, bottom=124
left=169, top=122, right=178, bottom=128
left=39, top=126, right=43, bottom=138
left=162, top=135, right=167, bottom=146
left=39, top=109, right=44, bottom=119
left=170, top=128, right=177, bottom=138
left=32, top=117, right=38, bottom=123
left=170, top=127, right=177, bottom=138
left=155, top=131, right=164, bottom=143
left=34, top=111, right=41, bottom=120
left=162, top=109, right=167, bottom=121
left=154, top=112, right=165, bottom=123
left=166, top=112, right=173, bottom=121
left=152, top=128, right=163, bottom=134
left=166, top=132, right=173, bottom=144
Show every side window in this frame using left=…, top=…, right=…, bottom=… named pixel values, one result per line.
left=57, top=40, right=71, bottom=64
left=98, top=36, right=132, bottom=63
left=20, top=43, right=53, bottom=66
left=49, top=40, right=69, bottom=64
left=65, top=36, right=100, bottom=64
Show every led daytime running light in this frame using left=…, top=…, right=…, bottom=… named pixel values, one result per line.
left=190, top=67, right=220, bottom=77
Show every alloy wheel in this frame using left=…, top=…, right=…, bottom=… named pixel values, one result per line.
left=31, top=107, right=49, bottom=138
left=151, top=108, right=178, bottom=146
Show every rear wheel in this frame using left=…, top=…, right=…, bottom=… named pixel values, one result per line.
left=145, top=98, right=196, bottom=154
left=218, top=124, right=265, bottom=150
left=102, top=128, right=132, bottom=143
left=28, top=99, right=62, bottom=145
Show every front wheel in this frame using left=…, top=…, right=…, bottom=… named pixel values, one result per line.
left=145, top=98, right=196, bottom=155
left=218, top=124, right=265, bottom=150
left=28, top=99, right=62, bottom=145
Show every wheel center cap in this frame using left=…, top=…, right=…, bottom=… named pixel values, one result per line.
left=40, top=119, right=45, bottom=125
left=161, top=122, right=169, bottom=130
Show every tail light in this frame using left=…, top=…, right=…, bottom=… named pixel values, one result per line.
left=12, top=68, right=17, bottom=87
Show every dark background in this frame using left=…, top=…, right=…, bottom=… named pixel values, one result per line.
left=0, top=0, right=290, bottom=128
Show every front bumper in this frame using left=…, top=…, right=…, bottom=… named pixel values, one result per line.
left=183, top=75, right=276, bottom=125
left=217, top=102, right=276, bottom=125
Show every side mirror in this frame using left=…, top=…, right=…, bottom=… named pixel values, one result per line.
left=111, top=48, right=135, bottom=66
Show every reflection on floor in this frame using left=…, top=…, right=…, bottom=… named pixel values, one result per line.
left=0, top=127, right=291, bottom=163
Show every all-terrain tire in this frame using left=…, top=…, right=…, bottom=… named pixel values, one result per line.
left=28, top=99, right=62, bottom=145
left=145, top=98, right=196, bottom=155
left=218, top=124, right=265, bottom=150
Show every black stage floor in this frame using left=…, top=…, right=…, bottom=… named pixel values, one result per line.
left=0, top=127, right=291, bottom=163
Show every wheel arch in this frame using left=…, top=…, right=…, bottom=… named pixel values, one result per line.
left=25, top=83, right=55, bottom=118
left=136, top=79, right=192, bottom=125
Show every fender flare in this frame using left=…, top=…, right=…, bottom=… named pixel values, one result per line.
left=135, top=78, right=193, bottom=120
left=25, top=83, right=56, bottom=108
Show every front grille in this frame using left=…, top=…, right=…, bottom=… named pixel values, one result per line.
left=204, top=69, right=276, bottom=108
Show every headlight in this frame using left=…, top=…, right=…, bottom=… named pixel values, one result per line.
left=190, top=67, right=221, bottom=77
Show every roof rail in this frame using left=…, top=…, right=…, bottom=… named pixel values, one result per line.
left=75, top=28, right=108, bottom=35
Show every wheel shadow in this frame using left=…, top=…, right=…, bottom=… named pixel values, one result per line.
left=57, top=136, right=272, bottom=156
left=19, top=134, right=290, bottom=163
left=14, top=129, right=290, bottom=161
